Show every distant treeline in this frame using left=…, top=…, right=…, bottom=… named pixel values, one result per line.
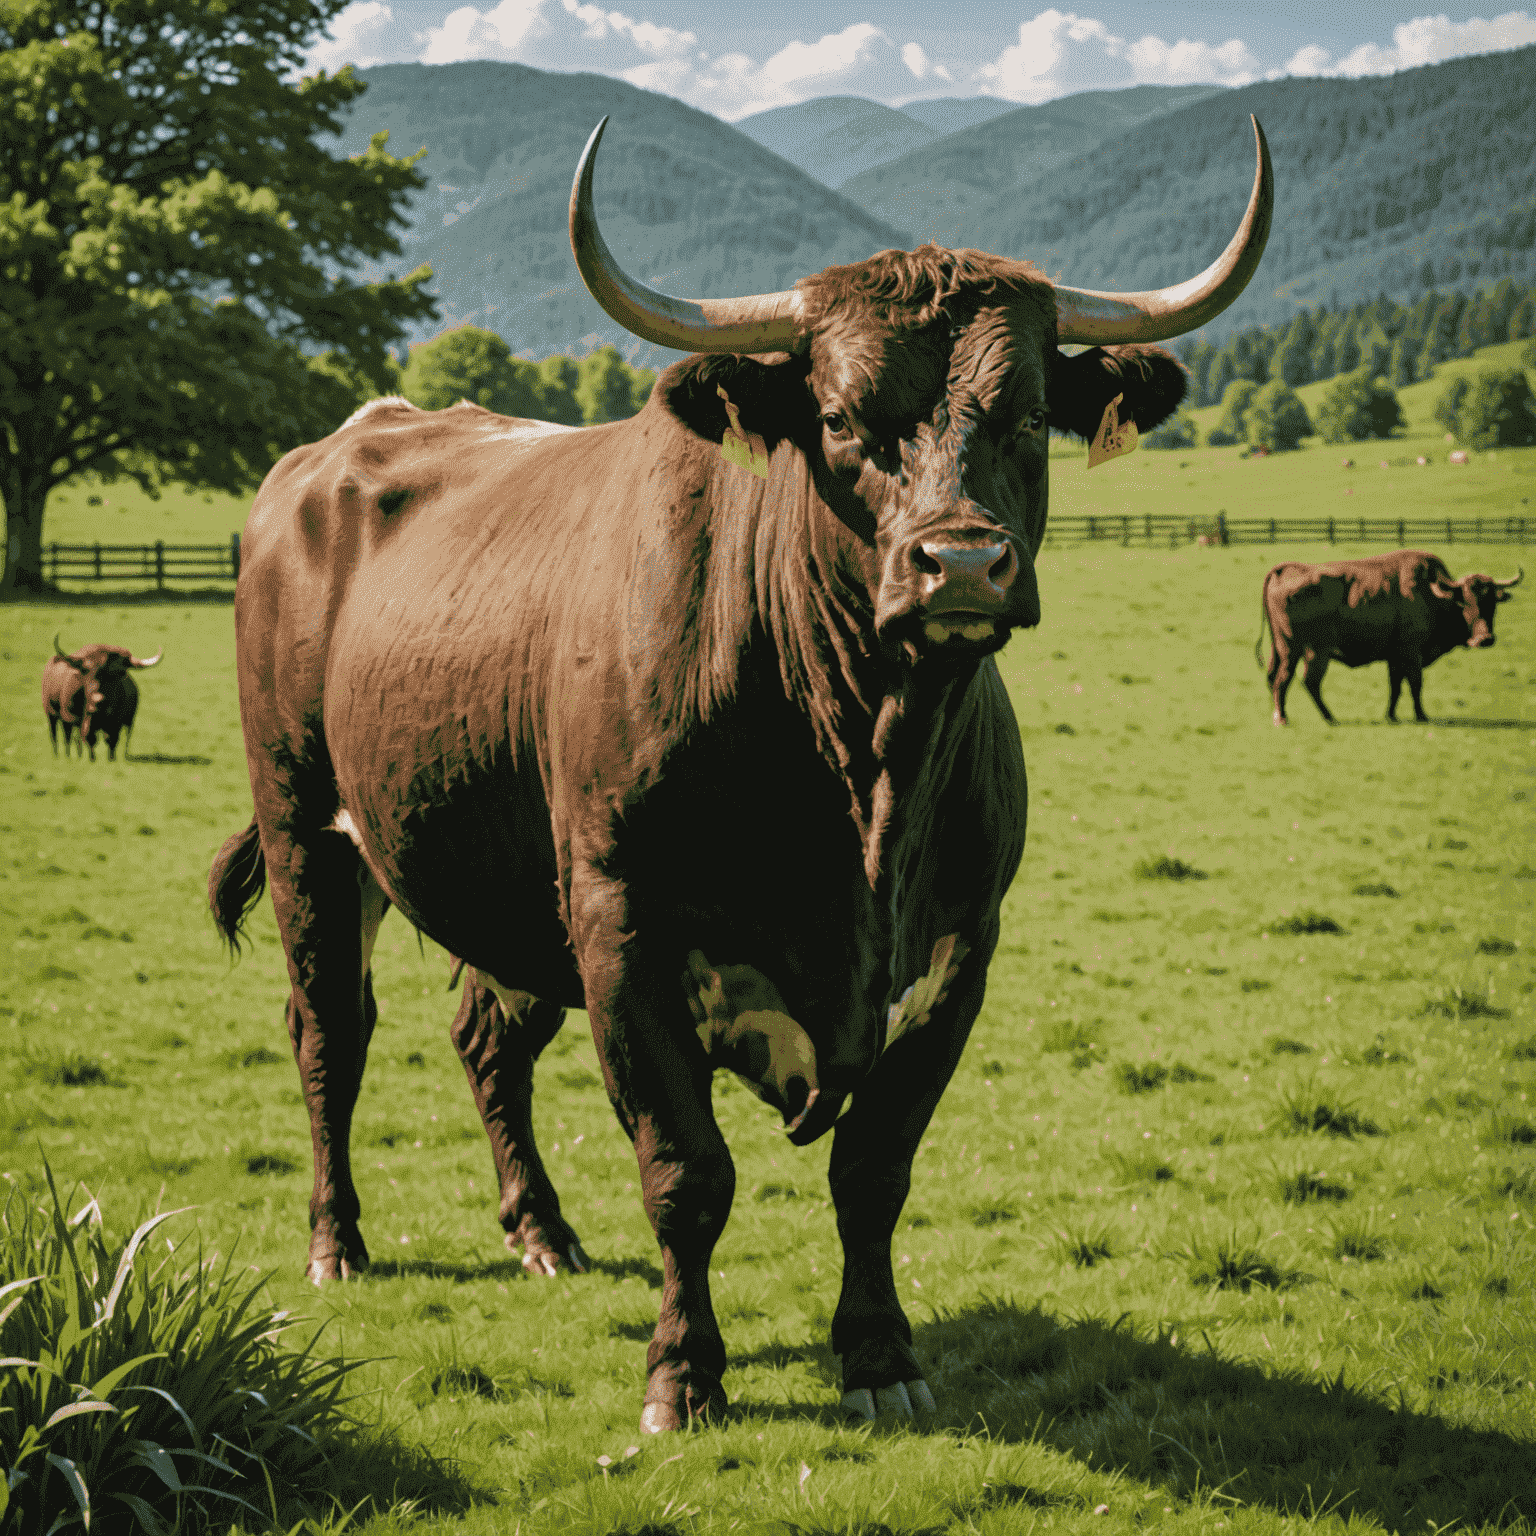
left=1175, top=279, right=1536, bottom=409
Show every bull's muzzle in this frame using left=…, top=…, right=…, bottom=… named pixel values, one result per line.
left=909, top=538, right=1040, bottom=641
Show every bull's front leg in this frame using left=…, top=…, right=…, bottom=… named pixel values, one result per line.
left=449, top=972, right=590, bottom=1277
left=572, top=872, right=735, bottom=1432
left=829, top=933, right=983, bottom=1420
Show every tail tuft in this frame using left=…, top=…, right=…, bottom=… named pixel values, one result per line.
left=209, top=818, right=267, bottom=956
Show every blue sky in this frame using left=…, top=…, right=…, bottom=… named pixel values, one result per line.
left=307, top=1, right=1536, bottom=119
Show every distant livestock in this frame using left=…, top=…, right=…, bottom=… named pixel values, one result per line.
left=45, top=637, right=162, bottom=759
left=1257, top=551, right=1520, bottom=725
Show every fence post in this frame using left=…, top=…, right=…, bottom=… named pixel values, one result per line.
left=1088, top=515, right=1096, bottom=542
left=1269, top=518, right=1276, bottom=543
left=230, top=531, right=241, bottom=580
left=1398, top=518, right=1405, bottom=545
left=93, top=542, right=101, bottom=580
left=1446, top=518, right=1452, bottom=544
left=1217, top=511, right=1227, bottom=546
left=1144, top=513, right=1151, bottom=545
left=1122, top=515, right=1130, bottom=546
left=1477, top=518, right=1482, bottom=542
left=1328, top=517, right=1335, bottom=544
left=154, top=539, right=165, bottom=590
left=1358, top=517, right=1364, bottom=541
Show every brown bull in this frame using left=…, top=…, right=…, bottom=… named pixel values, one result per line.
left=44, top=637, right=162, bottom=759
left=210, top=115, right=1272, bottom=1432
left=1258, top=551, right=1521, bottom=724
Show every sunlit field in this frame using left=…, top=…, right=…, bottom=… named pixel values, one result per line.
left=3, top=425, right=1533, bottom=1531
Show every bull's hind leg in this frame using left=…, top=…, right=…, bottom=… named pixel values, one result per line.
left=1268, top=644, right=1295, bottom=725
left=264, top=815, right=390, bottom=1283
left=450, top=972, right=590, bottom=1276
left=1301, top=650, right=1335, bottom=723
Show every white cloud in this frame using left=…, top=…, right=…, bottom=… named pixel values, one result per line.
left=1284, top=10, right=1536, bottom=77
left=308, top=0, right=395, bottom=72
left=902, top=41, right=952, bottom=82
left=974, top=8, right=1258, bottom=104
left=420, top=0, right=549, bottom=63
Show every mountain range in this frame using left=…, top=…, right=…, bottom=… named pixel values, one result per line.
left=331, top=46, right=1536, bottom=364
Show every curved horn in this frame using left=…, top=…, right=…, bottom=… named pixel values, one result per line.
left=1053, top=116, right=1274, bottom=345
left=53, top=634, right=85, bottom=669
left=570, top=117, right=804, bottom=354
left=1494, top=567, right=1523, bottom=589
left=129, top=649, right=163, bottom=669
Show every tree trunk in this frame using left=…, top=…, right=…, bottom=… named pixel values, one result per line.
left=0, top=470, right=51, bottom=598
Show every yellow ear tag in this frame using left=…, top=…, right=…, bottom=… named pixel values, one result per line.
left=717, top=385, right=770, bottom=478
left=1087, top=392, right=1138, bottom=469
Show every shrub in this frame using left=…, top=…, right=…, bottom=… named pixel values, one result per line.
left=0, top=1167, right=373, bottom=1535
left=1208, top=379, right=1257, bottom=445
left=1450, top=368, right=1536, bottom=449
left=1244, top=378, right=1312, bottom=450
left=1315, top=369, right=1403, bottom=442
left=1142, top=411, right=1198, bottom=450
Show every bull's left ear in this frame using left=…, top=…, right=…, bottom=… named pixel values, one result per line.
left=1047, top=345, right=1187, bottom=441
left=662, top=352, right=812, bottom=451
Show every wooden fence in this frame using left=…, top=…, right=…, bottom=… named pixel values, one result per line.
left=39, top=517, right=1529, bottom=588
left=1039, top=514, right=1531, bottom=549
left=44, top=534, right=241, bottom=588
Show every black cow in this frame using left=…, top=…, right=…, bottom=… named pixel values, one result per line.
left=44, top=638, right=162, bottom=759
left=210, top=116, right=1272, bottom=1431
left=1258, top=551, right=1521, bottom=724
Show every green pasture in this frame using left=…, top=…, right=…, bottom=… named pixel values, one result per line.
left=2, top=497, right=1534, bottom=1531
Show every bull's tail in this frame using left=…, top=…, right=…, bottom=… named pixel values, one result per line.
left=210, top=817, right=267, bottom=956
left=1255, top=570, right=1276, bottom=671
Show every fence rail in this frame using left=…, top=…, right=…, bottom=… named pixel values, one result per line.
left=45, top=535, right=240, bottom=588
left=40, top=517, right=1529, bottom=588
left=1039, top=514, right=1531, bottom=549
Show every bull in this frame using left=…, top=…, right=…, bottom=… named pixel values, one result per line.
left=210, top=116, right=1272, bottom=1431
left=45, top=637, right=162, bottom=759
left=1258, top=551, right=1521, bottom=725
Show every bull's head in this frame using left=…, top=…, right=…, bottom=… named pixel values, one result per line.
left=1429, top=568, right=1523, bottom=648
left=53, top=635, right=163, bottom=711
left=569, top=117, right=1271, bottom=667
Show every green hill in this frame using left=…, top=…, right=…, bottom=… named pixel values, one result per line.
left=329, top=63, right=910, bottom=367
left=956, top=47, right=1536, bottom=341
left=733, top=96, right=936, bottom=188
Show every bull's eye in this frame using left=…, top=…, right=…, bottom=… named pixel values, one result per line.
left=822, top=412, right=853, bottom=440
left=1016, top=407, right=1048, bottom=437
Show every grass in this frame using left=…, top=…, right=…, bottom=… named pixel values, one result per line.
left=2, top=425, right=1534, bottom=1534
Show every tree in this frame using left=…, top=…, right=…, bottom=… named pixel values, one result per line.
left=1315, top=370, right=1403, bottom=443
left=536, top=356, right=583, bottom=426
left=1434, top=377, right=1471, bottom=436
left=0, top=0, right=435, bottom=596
left=1207, top=379, right=1258, bottom=446
left=400, top=327, right=544, bottom=415
left=1142, top=412, right=1198, bottom=450
left=1245, top=380, right=1312, bottom=451
left=575, top=345, right=640, bottom=425
left=1450, top=369, right=1536, bottom=450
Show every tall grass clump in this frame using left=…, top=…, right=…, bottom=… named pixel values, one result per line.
left=0, top=1165, right=371, bottom=1534
left=1134, top=855, right=1208, bottom=881
left=1266, top=911, right=1345, bottom=935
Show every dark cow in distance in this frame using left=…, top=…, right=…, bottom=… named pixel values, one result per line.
left=43, top=637, right=162, bottom=759
left=1258, top=551, right=1521, bottom=725
left=210, top=115, right=1272, bottom=1432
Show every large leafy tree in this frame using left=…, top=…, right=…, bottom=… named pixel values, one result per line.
left=0, top=0, right=436, bottom=595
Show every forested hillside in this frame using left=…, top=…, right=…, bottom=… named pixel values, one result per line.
left=958, top=47, right=1536, bottom=340
left=329, top=63, right=908, bottom=366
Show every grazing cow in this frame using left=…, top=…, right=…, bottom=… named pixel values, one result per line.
left=1258, top=551, right=1521, bottom=725
left=45, top=638, right=162, bottom=759
left=210, top=116, right=1272, bottom=1431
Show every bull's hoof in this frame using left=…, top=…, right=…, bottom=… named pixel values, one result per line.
left=640, top=1380, right=726, bottom=1432
left=840, top=1379, right=936, bottom=1421
left=1272, top=713, right=1287, bottom=727
left=510, top=1230, right=592, bottom=1277
left=306, top=1250, right=368, bottom=1285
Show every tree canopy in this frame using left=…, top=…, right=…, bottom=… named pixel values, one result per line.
left=0, top=0, right=436, bottom=595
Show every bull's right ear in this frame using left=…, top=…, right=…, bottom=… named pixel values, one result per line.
left=1047, top=344, right=1188, bottom=440
left=662, top=353, right=812, bottom=451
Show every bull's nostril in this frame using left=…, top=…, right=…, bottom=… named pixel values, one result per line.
left=911, top=546, right=943, bottom=576
left=988, top=544, right=1018, bottom=591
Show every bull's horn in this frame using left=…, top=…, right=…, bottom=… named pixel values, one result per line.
left=130, top=649, right=163, bottom=668
left=1053, top=116, right=1274, bottom=346
left=1494, top=567, right=1523, bottom=589
left=569, top=117, right=804, bottom=354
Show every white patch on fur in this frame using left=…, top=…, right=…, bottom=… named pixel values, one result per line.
left=475, top=417, right=579, bottom=443
left=338, top=395, right=418, bottom=431
left=330, top=807, right=364, bottom=849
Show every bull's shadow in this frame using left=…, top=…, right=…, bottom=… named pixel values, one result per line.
left=125, top=751, right=213, bottom=765
left=729, top=1298, right=1534, bottom=1528
left=1339, top=716, right=1536, bottom=730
